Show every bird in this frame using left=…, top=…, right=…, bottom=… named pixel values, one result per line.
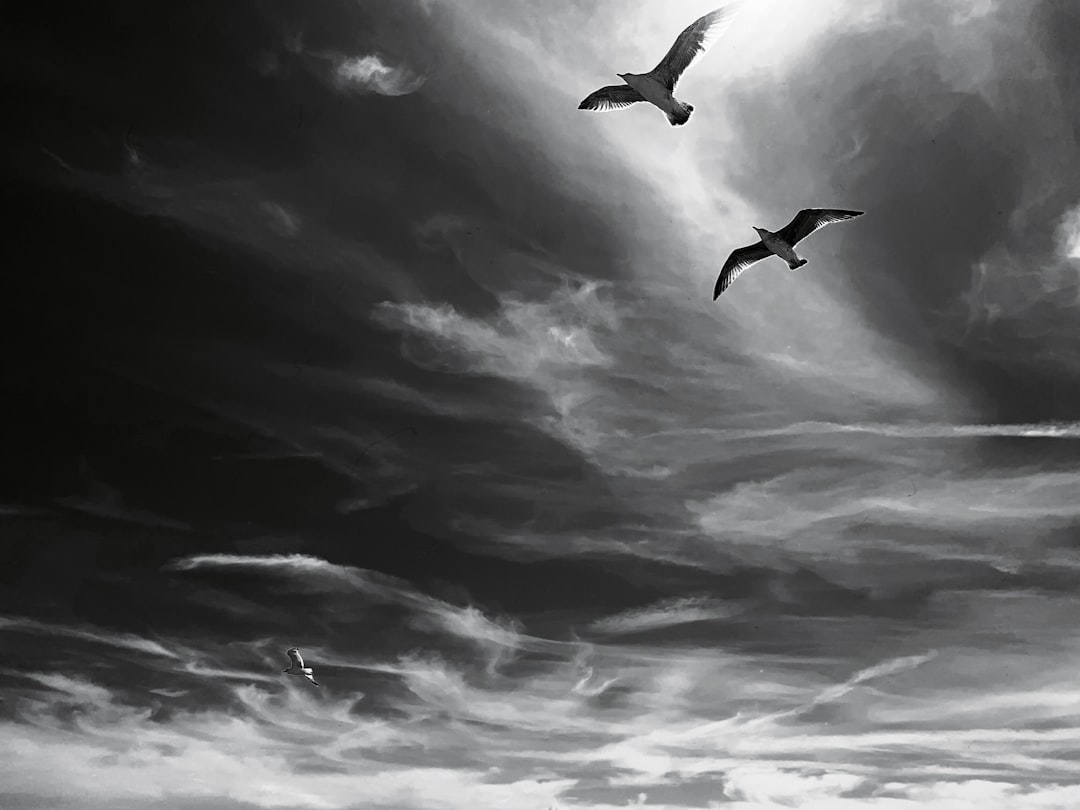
left=713, top=208, right=865, bottom=298
left=578, top=5, right=740, bottom=126
left=282, top=647, right=320, bottom=686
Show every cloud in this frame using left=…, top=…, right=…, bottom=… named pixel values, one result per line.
left=55, top=456, right=190, bottom=530
left=332, top=54, right=425, bottom=96
left=0, top=616, right=178, bottom=659
left=168, top=552, right=354, bottom=581
left=0, top=672, right=575, bottom=810
left=166, top=554, right=532, bottom=665
left=571, top=666, right=620, bottom=698
left=649, top=420, right=1080, bottom=442
left=149, top=688, right=190, bottom=698
left=39, top=146, right=74, bottom=172
left=721, top=765, right=865, bottom=805
left=260, top=201, right=300, bottom=236
left=374, top=280, right=616, bottom=383
left=684, top=452, right=1080, bottom=586
left=1059, top=203, right=1080, bottom=259
left=5, top=611, right=1080, bottom=810
left=390, top=654, right=602, bottom=735
left=14, top=672, right=116, bottom=705
left=374, top=280, right=620, bottom=450
left=589, top=597, right=744, bottom=636
left=765, top=651, right=939, bottom=724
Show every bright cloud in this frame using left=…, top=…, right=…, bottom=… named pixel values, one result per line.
left=333, top=54, right=425, bottom=96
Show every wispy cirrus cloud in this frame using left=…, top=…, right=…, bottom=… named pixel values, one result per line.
left=168, top=552, right=355, bottom=582
left=0, top=615, right=178, bottom=659
left=260, top=201, right=301, bottom=236
left=645, top=419, right=1080, bottom=442
left=677, top=436, right=1080, bottom=588
left=373, top=280, right=617, bottom=383
left=13, top=672, right=117, bottom=704
left=589, top=596, right=745, bottom=636
left=374, top=280, right=620, bottom=451
left=166, top=553, right=533, bottom=664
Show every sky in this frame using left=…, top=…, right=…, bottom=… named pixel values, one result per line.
left=3, top=0, right=1080, bottom=808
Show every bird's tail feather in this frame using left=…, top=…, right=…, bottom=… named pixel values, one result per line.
left=666, top=101, right=692, bottom=127
left=787, top=258, right=808, bottom=270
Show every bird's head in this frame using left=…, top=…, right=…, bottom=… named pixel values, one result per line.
left=753, top=227, right=766, bottom=236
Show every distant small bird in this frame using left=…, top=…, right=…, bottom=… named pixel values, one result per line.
left=714, top=208, right=865, bottom=298
left=578, top=5, right=740, bottom=126
left=282, top=647, right=319, bottom=686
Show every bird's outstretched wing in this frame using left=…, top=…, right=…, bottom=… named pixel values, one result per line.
left=287, top=648, right=304, bottom=668
left=304, top=672, right=320, bottom=687
left=649, top=5, right=740, bottom=91
left=578, top=85, right=647, bottom=112
left=776, top=208, right=864, bottom=246
left=714, top=241, right=773, bottom=298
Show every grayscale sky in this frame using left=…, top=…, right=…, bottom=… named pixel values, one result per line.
left=3, top=0, right=1080, bottom=808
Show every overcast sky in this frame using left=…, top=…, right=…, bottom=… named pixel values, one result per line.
left=3, top=0, right=1080, bottom=808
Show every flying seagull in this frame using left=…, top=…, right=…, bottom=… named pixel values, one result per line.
left=578, top=5, right=740, bottom=126
left=713, top=208, right=865, bottom=298
left=282, top=647, right=319, bottom=686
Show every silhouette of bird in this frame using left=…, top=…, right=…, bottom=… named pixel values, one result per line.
left=714, top=209, right=865, bottom=298
left=282, top=647, right=319, bottom=686
left=578, top=5, right=740, bottom=126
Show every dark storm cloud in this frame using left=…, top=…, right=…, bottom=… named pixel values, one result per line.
left=716, top=0, right=1080, bottom=423
left=1, top=0, right=661, bottom=598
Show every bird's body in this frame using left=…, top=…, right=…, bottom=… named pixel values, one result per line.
left=755, top=227, right=804, bottom=268
left=714, top=208, right=864, bottom=298
left=617, top=72, right=691, bottom=126
left=578, top=6, right=740, bottom=126
left=282, top=647, right=319, bottom=686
